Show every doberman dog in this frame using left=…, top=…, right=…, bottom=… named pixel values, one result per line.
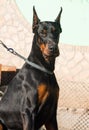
left=0, top=6, right=62, bottom=130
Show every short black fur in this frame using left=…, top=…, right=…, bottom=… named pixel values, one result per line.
left=0, top=7, right=62, bottom=130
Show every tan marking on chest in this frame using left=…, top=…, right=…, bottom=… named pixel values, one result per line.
left=37, top=84, right=49, bottom=104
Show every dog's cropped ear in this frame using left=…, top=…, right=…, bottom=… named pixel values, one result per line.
left=55, top=7, right=62, bottom=24
left=33, top=6, right=40, bottom=33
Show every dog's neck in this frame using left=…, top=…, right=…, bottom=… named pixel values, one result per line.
left=28, top=35, right=55, bottom=72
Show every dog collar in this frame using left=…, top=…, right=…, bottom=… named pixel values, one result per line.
left=25, top=59, right=53, bottom=75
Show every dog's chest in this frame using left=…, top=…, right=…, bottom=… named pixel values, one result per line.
left=37, top=80, right=59, bottom=106
left=36, top=79, right=59, bottom=124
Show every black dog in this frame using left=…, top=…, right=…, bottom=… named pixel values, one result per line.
left=0, top=7, right=62, bottom=130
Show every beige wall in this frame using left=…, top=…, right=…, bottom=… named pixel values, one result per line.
left=56, top=44, right=89, bottom=82
left=56, top=45, right=89, bottom=109
left=0, top=0, right=33, bottom=68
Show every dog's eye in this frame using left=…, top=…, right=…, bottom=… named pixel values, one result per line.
left=52, top=30, right=59, bottom=37
left=51, top=27, right=59, bottom=34
left=40, top=30, right=47, bottom=37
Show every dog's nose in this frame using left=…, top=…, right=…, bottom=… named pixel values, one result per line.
left=48, top=45, right=58, bottom=53
left=48, top=40, right=58, bottom=52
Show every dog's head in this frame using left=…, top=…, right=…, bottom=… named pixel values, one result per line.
left=32, top=6, right=62, bottom=63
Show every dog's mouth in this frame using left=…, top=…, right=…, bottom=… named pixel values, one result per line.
left=43, top=50, right=59, bottom=62
left=43, top=54, right=55, bottom=62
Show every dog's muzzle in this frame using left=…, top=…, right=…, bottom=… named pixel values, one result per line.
left=42, top=40, right=60, bottom=62
left=47, top=41, right=59, bottom=55
left=37, top=34, right=60, bottom=62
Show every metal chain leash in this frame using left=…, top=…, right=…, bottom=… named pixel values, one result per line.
left=0, top=40, right=53, bottom=75
left=0, top=40, right=26, bottom=61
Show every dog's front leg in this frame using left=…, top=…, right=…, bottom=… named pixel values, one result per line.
left=21, top=107, right=36, bottom=130
left=21, top=94, right=37, bottom=130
